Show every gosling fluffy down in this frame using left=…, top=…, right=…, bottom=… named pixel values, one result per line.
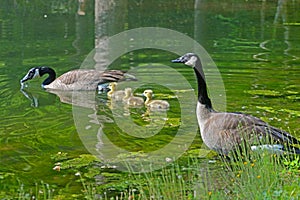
left=123, top=88, right=144, bottom=107
left=143, top=89, right=169, bottom=110
left=107, top=82, right=126, bottom=101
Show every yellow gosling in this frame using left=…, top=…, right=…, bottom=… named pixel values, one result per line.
left=123, top=88, right=144, bottom=107
left=107, top=82, right=125, bottom=101
left=143, top=89, right=169, bottom=110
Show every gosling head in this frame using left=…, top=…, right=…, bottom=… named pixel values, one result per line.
left=124, top=88, right=132, bottom=96
left=171, top=53, right=199, bottom=67
left=143, top=89, right=153, bottom=99
left=20, top=67, right=40, bottom=83
left=108, top=82, right=117, bottom=91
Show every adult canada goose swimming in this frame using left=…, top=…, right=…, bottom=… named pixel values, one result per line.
left=172, top=53, right=300, bottom=155
left=107, top=82, right=126, bottom=101
left=143, top=89, right=170, bottom=110
left=123, top=88, right=144, bottom=107
left=20, top=66, right=134, bottom=91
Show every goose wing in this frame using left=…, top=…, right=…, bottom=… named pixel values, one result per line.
left=235, top=113, right=299, bottom=144
left=99, top=70, right=130, bottom=83
left=50, top=70, right=128, bottom=90
left=56, top=70, right=125, bottom=85
left=210, top=112, right=300, bottom=145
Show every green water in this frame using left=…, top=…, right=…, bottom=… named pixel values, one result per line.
left=1, top=0, right=299, bottom=198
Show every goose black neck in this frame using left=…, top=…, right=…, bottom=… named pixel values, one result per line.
left=39, top=67, right=56, bottom=86
left=193, top=60, right=212, bottom=109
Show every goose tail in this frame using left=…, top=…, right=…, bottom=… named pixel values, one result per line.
left=123, top=73, right=138, bottom=81
left=285, top=146, right=300, bottom=155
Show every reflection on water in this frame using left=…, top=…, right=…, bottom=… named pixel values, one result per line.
left=70, top=64, right=199, bottom=172
left=20, top=89, right=40, bottom=107
left=18, top=64, right=196, bottom=172
left=254, top=0, right=300, bottom=63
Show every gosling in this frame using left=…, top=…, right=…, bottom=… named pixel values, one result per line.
left=123, top=88, right=144, bottom=107
left=143, top=89, right=169, bottom=110
left=107, top=82, right=125, bottom=101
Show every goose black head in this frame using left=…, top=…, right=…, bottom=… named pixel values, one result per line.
left=20, top=67, right=40, bottom=83
left=171, top=53, right=199, bottom=67
left=20, top=66, right=55, bottom=84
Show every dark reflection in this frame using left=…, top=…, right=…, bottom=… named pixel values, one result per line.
left=20, top=83, right=108, bottom=109
left=20, top=88, right=57, bottom=107
left=20, top=89, right=39, bottom=107
left=48, top=89, right=104, bottom=109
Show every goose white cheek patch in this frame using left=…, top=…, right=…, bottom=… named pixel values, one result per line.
left=33, top=69, right=40, bottom=78
left=185, top=56, right=197, bottom=67
left=21, top=68, right=40, bottom=83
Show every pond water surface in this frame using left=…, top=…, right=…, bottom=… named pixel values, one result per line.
left=0, top=0, right=299, bottom=198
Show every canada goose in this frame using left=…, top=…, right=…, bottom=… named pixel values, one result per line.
left=107, top=82, right=126, bottom=101
left=143, top=89, right=170, bottom=110
left=123, top=88, right=144, bottom=106
left=20, top=66, right=133, bottom=91
left=172, top=53, right=300, bottom=155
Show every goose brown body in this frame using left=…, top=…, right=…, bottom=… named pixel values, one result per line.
left=21, top=67, right=131, bottom=91
left=46, top=69, right=125, bottom=90
left=172, top=53, right=300, bottom=155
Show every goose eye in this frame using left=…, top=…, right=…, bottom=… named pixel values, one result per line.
left=29, top=70, right=35, bottom=76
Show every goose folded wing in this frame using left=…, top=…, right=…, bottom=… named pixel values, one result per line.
left=99, top=70, right=126, bottom=82
left=257, top=123, right=300, bottom=145
left=56, top=70, right=83, bottom=85
left=230, top=112, right=299, bottom=145
left=210, top=112, right=299, bottom=145
left=56, top=70, right=125, bottom=85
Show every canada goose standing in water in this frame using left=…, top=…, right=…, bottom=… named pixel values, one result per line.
left=143, top=89, right=170, bottom=110
left=20, top=66, right=133, bottom=91
left=123, top=88, right=144, bottom=107
left=172, top=53, right=300, bottom=155
left=107, top=82, right=126, bottom=101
